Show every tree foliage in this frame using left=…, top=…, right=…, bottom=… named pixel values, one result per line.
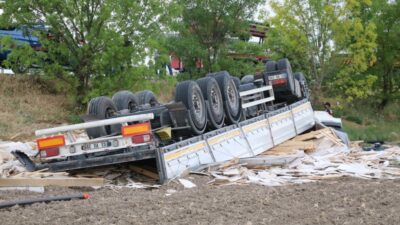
left=168, top=0, right=264, bottom=73
left=266, top=0, right=377, bottom=102
left=0, top=0, right=165, bottom=105
left=368, top=0, right=400, bottom=107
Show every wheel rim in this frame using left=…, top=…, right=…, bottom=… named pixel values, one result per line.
left=210, top=86, right=222, bottom=117
left=128, top=101, right=137, bottom=112
left=104, top=107, right=115, bottom=134
left=227, top=82, right=239, bottom=115
left=150, top=100, right=157, bottom=107
left=192, top=90, right=204, bottom=125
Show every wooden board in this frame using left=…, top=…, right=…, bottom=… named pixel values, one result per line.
left=0, top=177, right=104, bottom=187
left=279, top=141, right=315, bottom=150
left=129, top=165, right=159, bottom=180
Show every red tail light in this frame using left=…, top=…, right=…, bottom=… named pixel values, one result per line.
left=272, top=78, right=288, bottom=85
left=39, top=148, right=60, bottom=158
left=132, top=134, right=152, bottom=144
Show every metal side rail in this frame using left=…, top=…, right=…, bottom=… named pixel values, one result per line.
left=157, top=99, right=315, bottom=183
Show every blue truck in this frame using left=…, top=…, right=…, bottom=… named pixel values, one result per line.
left=0, top=26, right=45, bottom=60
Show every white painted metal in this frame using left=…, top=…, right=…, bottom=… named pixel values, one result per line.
left=242, top=96, right=275, bottom=108
left=241, top=117, right=274, bottom=155
left=35, top=113, right=154, bottom=136
left=207, top=127, right=253, bottom=161
left=46, top=135, right=139, bottom=160
left=240, top=85, right=272, bottom=97
left=160, top=100, right=316, bottom=180
left=268, top=110, right=297, bottom=145
left=291, top=101, right=315, bottom=134
left=163, top=140, right=214, bottom=179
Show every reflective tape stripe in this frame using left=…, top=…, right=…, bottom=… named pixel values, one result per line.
left=242, top=119, right=269, bottom=133
left=164, top=142, right=206, bottom=161
left=208, top=130, right=241, bottom=145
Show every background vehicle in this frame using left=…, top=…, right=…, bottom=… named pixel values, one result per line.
left=0, top=25, right=48, bottom=60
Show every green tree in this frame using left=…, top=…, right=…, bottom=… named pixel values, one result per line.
left=266, top=0, right=377, bottom=102
left=169, top=0, right=264, bottom=73
left=369, top=0, right=400, bottom=107
left=0, top=0, right=164, bottom=105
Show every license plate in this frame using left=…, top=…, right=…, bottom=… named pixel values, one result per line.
left=82, top=141, right=111, bottom=151
left=268, top=74, right=286, bottom=80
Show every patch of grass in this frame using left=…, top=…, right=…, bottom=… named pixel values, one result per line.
left=0, top=74, right=72, bottom=140
left=344, top=115, right=363, bottom=125
left=67, top=114, right=83, bottom=124
left=130, top=76, right=177, bottom=103
left=343, top=120, right=400, bottom=142
left=316, top=96, right=399, bottom=142
left=328, top=100, right=400, bottom=142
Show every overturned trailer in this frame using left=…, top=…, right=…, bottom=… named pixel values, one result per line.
left=13, top=58, right=315, bottom=183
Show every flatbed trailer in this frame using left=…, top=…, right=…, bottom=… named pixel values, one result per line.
left=13, top=58, right=314, bottom=183
left=13, top=99, right=314, bottom=183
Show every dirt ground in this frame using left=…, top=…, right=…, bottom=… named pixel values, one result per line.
left=1, top=177, right=399, bottom=225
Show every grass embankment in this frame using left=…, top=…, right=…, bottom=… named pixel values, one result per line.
left=0, top=75, right=71, bottom=140
left=320, top=100, right=400, bottom=142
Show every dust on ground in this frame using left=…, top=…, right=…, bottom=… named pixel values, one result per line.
left=1, top=177, right=399, bottom=225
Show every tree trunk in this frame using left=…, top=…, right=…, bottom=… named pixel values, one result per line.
left=380, top=67, right=392, bottom=109
left=76, top=73, right=87, bottom=107
left=207, top=47, right=213, bottom=72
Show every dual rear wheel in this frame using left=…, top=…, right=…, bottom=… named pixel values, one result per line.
left=174, top=71, right=241, bottom=135
left=86, top=71, right=242, bottom=138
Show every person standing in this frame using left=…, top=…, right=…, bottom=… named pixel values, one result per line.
left=324, top=102, right=333, bottom=115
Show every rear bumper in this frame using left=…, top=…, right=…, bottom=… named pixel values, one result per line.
left=13, top=147, right=156, bottom=172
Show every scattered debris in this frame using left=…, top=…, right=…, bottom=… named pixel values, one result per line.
left=178, top=178, right=197, bottom=188
left=204, top=128, right=400, bottom=186
left=1, top=127, right=399, bottom=190
left=362, top=142, right=388, bottom=151
left=0, top=141, right=38, bottom=157
left=0, top=186, right=45, bottom=193
left=165, top=189, right=177, bottom=196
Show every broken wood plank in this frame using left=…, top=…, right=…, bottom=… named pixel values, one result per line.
left=240, top=151, right=305, bottom=167
left=279, top=141, right=315, bottom=150
left=129, top=165, right=159, bottom=180
left=218, top=158, right=240, bottom=169
left=0, top=177, right=104, bottom=187
left=263, top=146, right=303, bottom=155
left=293, top=128, right=330, bottom=141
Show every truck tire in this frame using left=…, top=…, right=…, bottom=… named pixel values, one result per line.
left=213, top=72, right=241, bottom=124
left=294, top=72, right=309, bottom=99
left=277, top=58, right=293, bottom=74
left=136, top=90, right=159, bottom=107
left=232, top=76, right=240, bottom=89
left=175, top=81, right=207, bottom=135
left=241, top=75, right=254, bottom=84
left=197, top=77, right=224, bottom=130
left=266, top=60, right=277, bottom=72
left=86, top=96, right=118, bottom=139
left=112, top=91, right=139, bottom=112
left=277, top=58, right=295, bottom=96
